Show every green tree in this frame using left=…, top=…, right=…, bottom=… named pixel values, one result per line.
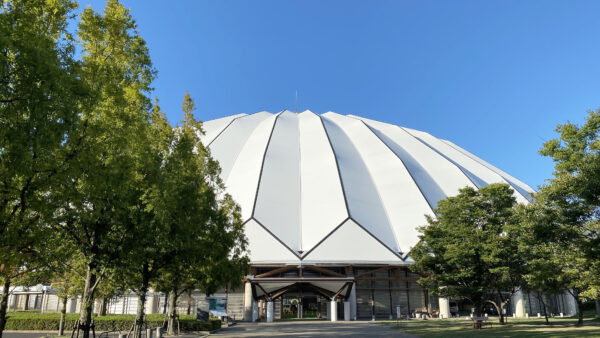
left=48, top=1, right=156, bottom=337
left=149, top=93, right=247, bottom=335
left=0, top=1, right=84, bottom=335
left=410, top=184, right=526, bottom=324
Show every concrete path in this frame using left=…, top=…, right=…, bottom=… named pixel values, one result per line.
left=211, top=321, right=416, bottom=337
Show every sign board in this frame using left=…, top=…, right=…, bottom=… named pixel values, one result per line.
left=206, top=296, right=228, bottom=317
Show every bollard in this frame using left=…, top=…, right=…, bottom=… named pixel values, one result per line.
left=526, top=313, right=529, bottom=318
left=537, top=313, right=541, bottom=318
left=513, top=313, right=516, bottom=318
left=560, top=313, right=564, bottom=318
left=156, top=327, right=162, bottom=338
left=146, top=328, right=153, bottom=338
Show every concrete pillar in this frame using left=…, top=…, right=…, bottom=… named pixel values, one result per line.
left=146, top=294, right=158, bottom=314
left=330, top=300, right=337, bottom=322
left=68, top=297, right=77, bottom=313
left=343, top=301, right=350, bottom=321
left=252, top=301, right=258, bottom=322
left=512, top=289, right=525, bottom=318
left=349, top=284, right=357, bottom=320
left=243, top=282, right=253, bottom=321
left=565, top=291, right=578, bottom=316
left=439, top=297, right=450, bottom=319
left=326, top=299, right=330, bottom=319
left=266, top=301, right=274, bottom=322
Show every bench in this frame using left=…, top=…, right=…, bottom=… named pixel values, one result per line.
left=471, top=316, right=492, bottom=329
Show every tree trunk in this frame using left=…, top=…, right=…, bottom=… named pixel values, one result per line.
left=78, top=265, right=98, bottom=338
left=575, top=298, right=584, bottom=326
left=0, top=277, right=11, bottom=338
left=595, top=299, right=600, bottom=318
left=167, top=290, right=178, bottom=335
left=536, top=292, right=549, bottom=324
left=99, top=298, right=107, bottom=316
left=133, top=264, right=149, bottom=338
left=23, top=291, right=29, bottom=311
left=186, top=289, right=192, bottom=315
left=59, top=296, right=68, bottom=336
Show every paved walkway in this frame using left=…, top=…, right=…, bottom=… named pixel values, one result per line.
left=211, top=321, right=415, bottom=337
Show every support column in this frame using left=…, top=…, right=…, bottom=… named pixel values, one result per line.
left=343, top=301, right=350, bottom=321
left=252, top=301, right=258, bottom=322
left=326, top=299, right=330, bottom=319
left=266, top=301, right=274, bottom=322
left=243, top=282, right=253, bottom=321
left=330, top=300, right=337, bottom=322
left=349, top=283, right=357, bottom=320
left=564, top=290, right=577, bottom=316
left=439, top=297, right=450, bottom=319
left=512, top=289, right=525, bottom=318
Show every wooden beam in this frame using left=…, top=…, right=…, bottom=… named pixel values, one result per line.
left=255, top=283, right=271, bottom=300
left=343, top=282, right=354, bottom=300
left=255, top=266, right=296, bottom=278
left=355, top=266, right=392, bottom=279
left=333, top=282, right=351, bottom=300
left=304, top=284, right=335, bottom=299
left=271, top=284, right=298, bottom=300
left=304, top=265, right=346, bottom=278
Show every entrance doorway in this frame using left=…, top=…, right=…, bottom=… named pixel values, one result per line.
left=282, top=295, right=327, bottom=319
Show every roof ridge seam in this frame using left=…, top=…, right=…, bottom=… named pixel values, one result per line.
left=300, top=217, right=349, bottom=260
left=399, top=126, right=481, bottom=189
left=330, top=115, right=401, bottom=253
left=353, top=116, right=437, bottom=215
left=317, top=114, right=351, bottom=218
left=440, top=139, right=532, bottom=202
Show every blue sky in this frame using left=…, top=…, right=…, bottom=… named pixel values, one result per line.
left=82, top=0, right=600, bottom=189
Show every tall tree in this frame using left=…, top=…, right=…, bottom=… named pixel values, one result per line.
left=149, top=93, right=247, bottom=335
left=49, top=1, right=156, bottom=337
left=523, top=109, right=600, bottom=325
left=410, top=184, right=526, bottom=324
left=0, top=0, right=84, bottom=336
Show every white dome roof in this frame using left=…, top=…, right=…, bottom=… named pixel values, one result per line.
left=201, top=110, right=534, bottom=265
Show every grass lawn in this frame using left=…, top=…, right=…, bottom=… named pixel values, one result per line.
left=380, top=310, right=600, bottom=337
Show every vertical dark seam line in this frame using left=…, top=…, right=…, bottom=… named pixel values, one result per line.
left=355, top=118, right=436, bottom=216
left=441, top=139, right=533, bottom=202
left=317, top=114, right=351, bottom=217
left=207, top=115, right=242, bottom=147
left=251, top=111, right=284, bottom=217
left=398, top=126, right=481, bottom=189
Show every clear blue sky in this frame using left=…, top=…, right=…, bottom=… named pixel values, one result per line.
left=82, top=0, right=600, bottom=189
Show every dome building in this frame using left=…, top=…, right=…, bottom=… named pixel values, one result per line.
left=201, top=110, right=536, bottom=321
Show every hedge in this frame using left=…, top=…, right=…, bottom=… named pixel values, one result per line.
left=4, top=313, right=221, bottom=332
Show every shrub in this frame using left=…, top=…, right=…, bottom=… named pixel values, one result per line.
left=4, top=312, right=220, bottom=332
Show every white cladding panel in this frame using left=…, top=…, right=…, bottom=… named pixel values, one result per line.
left=303, top=219, right=402, bottom=263
left=200, top=113, right=246, bottom=146
left=298, top=111, right=348, bottom=252
left=254, top=111, right=302, bottom=251
left=324, top=112, right=432, bottom=254
left=201, top=111, right=534, bottom=264
left=209, top=112, right=272, bottom=183
left=353, top=116, right=476, bottom=207
left=441, top=140, right=535, bottom=201
left=224, top=113, right=278, bottom=221
left=245, top=219, right=299, bottom=264
left=405, top=128, right=529, bottom=204
left=321, top=114, right=399, bottom=253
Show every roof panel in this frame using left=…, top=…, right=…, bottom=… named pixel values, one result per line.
left=298, top=111, right=348, bottom=252
left=254, top=111, right=302, bottom=252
